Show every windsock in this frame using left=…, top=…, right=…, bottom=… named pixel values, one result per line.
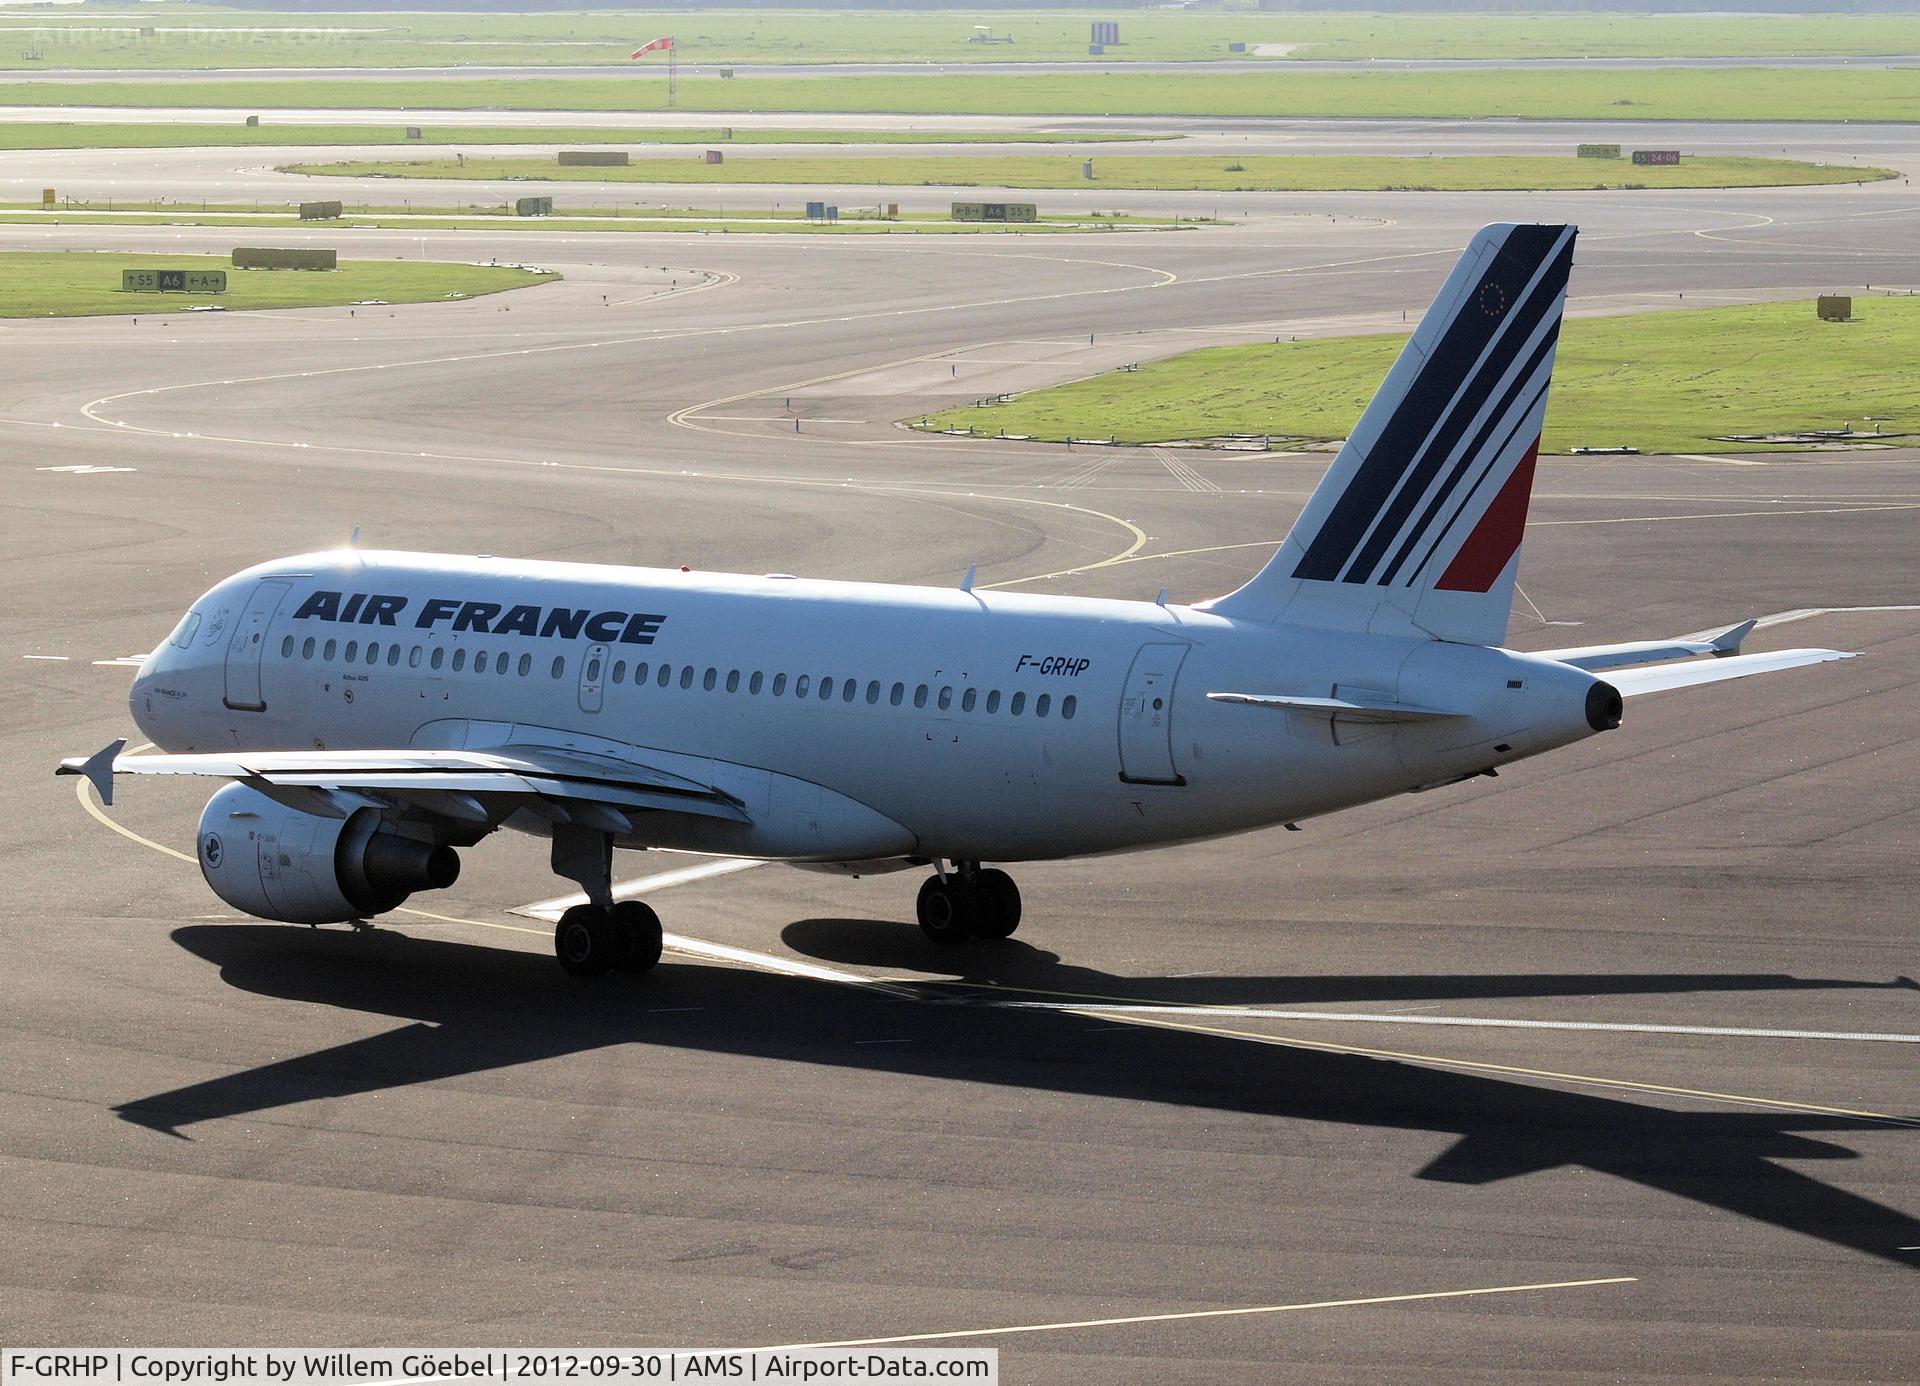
left=631, top=37, right=674, bottom=57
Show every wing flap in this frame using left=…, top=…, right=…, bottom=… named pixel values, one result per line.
left=1609, top=647, right=1853, bottom=697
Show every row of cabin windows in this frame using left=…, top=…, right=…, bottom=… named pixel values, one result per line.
left=587, top=656, right=1076, bottom=721
left=276, top=635, right=1077, bottom=722
left=282, top=634, right=565, bottom=680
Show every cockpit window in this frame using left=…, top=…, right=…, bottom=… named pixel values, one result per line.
left=167, top=611, right=202, bottom=649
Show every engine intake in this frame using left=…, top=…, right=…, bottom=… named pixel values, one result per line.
left=198, top=782, right=459, bottom=924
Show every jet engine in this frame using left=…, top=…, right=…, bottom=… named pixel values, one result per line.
left=196, top=782, right=459, bottom=924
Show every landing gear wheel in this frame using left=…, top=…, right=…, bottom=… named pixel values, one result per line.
left=973, top=868, right=1022, bottom=940
left=917, top=876, right=983, bottom=945
left=554, top=904, right=614, bottom=978
left=610, top=900, right=664, bottom=974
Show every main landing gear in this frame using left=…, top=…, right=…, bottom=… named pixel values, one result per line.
left=548, top=822, right=663, bottom=979
left=555, top=900, right=664, bottom=978
left=916, top=864, right=1021, bottom=945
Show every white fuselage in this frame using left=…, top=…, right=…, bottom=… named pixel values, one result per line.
left=130, top=551, right=1606, bottom=865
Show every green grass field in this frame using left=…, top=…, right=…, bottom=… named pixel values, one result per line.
left=0, top=123, right=1161, bottom=152
left=286, top=153, right=1888, bottom=194
left=0, top=251, right=556, bottom=317
left=6, top=68, right=1916, bottom=124
left=2, top=10, right=1916, bottom=70
left=922, top=299, right=1920, bottom=455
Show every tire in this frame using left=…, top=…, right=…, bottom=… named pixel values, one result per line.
left=555, top=904, right=610, bottom=978
left=973, top=868, right=1022, bottom=940
left=610, top=900, right=664, bottom=974
left=916, top=876, right=980, bottom=945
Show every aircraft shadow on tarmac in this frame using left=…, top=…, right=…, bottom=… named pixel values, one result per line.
left=781, top=916, right=1920, bottom=1008
left=118, top=923, right=1920, bottom=1269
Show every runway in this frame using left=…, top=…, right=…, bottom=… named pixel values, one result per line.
left=1, top=120, right=1915, bottom=1376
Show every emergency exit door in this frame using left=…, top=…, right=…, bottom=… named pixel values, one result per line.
left=1118, top=643, right=1188, bottom=785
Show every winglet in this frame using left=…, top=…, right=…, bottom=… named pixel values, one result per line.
left=1710, top=619, right=1756, bottom=656
left=57, top=738, right=126, bottom=806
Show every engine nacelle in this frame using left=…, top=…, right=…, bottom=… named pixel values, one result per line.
left=197, top=783, right=459, bottom=924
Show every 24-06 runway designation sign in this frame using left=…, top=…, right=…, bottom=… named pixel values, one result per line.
left=3, top=1352, right=997, bottom=1385
left=121, top=269, right=227, bottom=294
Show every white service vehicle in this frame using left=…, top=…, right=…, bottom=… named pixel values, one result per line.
left=62, top=224, right=1850, bottom=976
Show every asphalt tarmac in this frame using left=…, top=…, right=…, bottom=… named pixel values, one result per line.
left=1, top=127, right=1914, bottom=1378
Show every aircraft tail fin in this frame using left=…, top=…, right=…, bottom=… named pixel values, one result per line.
left=1200, top=223, right=1577, bottom=647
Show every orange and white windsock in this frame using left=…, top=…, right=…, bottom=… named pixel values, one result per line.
left=630, top=37, right=674, bottom=57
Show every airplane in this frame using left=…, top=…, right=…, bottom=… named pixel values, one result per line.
left=61, top=223, right=1852, bottom=978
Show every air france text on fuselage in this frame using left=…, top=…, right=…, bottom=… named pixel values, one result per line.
left=291, top=590, right=668, bottom=645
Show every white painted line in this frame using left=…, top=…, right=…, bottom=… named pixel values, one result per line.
left=512, top=856, right=763, bottom=920
left=93, top=657, right=147, bottom=667
left=759, top=1276, right=1638, bottom=1350
left=36, top=464, right=135, bottom=474
left=1671, top=453, right=1769, bottom=467
left=1002, top=1002, right=1920, bottom=1044
left=661, top=931, right=906, bottom=990
left=22, top=654, right=70, bottom=661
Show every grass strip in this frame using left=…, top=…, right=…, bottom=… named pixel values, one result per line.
left=921, top=298, right=1920, bottom=455
left=0, top=249, right=555, bottom=317
left=3, top=68, right=1918, bottom=122
left=283, top=152, right=1889, bottom=193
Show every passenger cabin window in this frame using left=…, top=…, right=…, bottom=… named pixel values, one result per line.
left=726, top=670, right=740, bottom=693
left=475, top=652, right=488, bottom=673
left=962, top=689, right=977, bottom=713
left=913, top=684, right=929, bottom=709
left=365, top=642, right=380, bottom=665
left=890, top=682, right=904, bottom=707
left=749, top=672, right=764, bottom=695
left=345, top=640, right=359, bottom=663
left=704, top=668, right=717, bottom=691
left=522, top=653, right=537, bottom=677
left=387, top=645, right=401, bottom=667
left=430, top=647, right=444, bottom=670
left=324, top=639, right=337, bottom=661
left=796, top=675, right=811, bottom=698
left=773, top=673, right=787, bottom=696
left=303, top=637, right=316, bottom=659
left=818, top=677, right=833, bottom=700
left=452, top=649, right=466, bottom=672
left=1011, top=692, right=1027, bottom=716
left=657, top=664, right=671, bottom=688
left=548, top=656, right=562, bottom=679
left=409, top=646, right=422, bottom=669
left=588, top=656, right=603, bottom=682
left=1062, top=695, right=1077, bottom=720
left=987, top=690, right=1000, bottom=713
left=938, top=687, right=953, bottom=711
left=865, top=680, right=880, bottom=705
left=280, top=635, right=294, bottom=658
left=1036, top=693, right=1051, bottom=718
left=680, top=666, right=695, bottom=690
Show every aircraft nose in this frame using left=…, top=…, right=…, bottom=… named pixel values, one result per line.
left=128, top=648, right=165, bottom=743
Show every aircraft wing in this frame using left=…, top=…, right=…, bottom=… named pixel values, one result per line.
left=1537, top=619, right=1756, bottom=673
left=1607, top=647, right=1854, bottom=697
left=58, top=739, right=749, bottom=825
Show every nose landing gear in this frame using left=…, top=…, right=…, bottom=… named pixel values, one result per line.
left=916, top=864, right=1022, bottom=944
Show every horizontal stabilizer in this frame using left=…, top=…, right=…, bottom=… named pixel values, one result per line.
left=1207, top=691, right=1467, bottom=723
left=1542, top=619, right=1756, bottom=673
left=1609, top=647, right=1853, bottom=697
